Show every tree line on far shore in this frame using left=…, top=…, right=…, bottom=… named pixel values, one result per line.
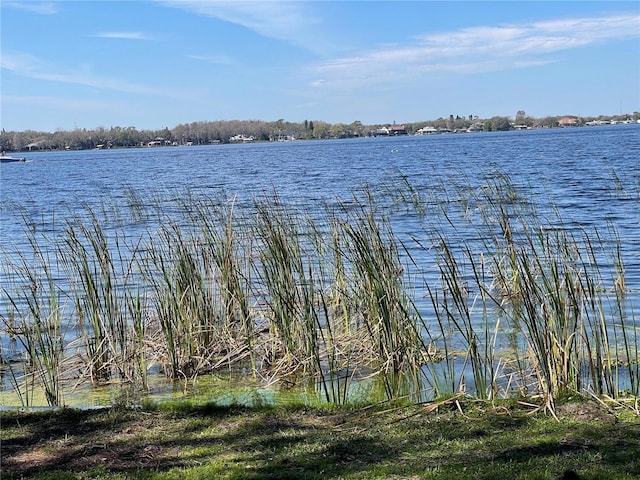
left=2, top=111, right=638, bottom=152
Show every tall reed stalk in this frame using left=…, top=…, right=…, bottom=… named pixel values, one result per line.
left=143, top=220, right=218, bottom=379
left=253, top=195, right=321, bottom=375
left=1, top=232, right=65, bottom=406
left=425, top=237, right=499, bottom=399
left=317, top=216, right=358, bottom=404
left=469, top=174, right=637, bottom=405
left=190, top=198, right=255, bottom=371
left=60, top=210, right=135, bottom=384
left=341, top=192, right=428, bottom=399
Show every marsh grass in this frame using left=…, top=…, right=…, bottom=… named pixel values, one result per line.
left=340, top=192, right=430, bottom=400
left=423, top=237, right=500, bottom=399
left=62, top=211, right=123, bottom=383
left=0, top=174, right=638, bottom=410
left=1, top=231, right=65, bottom=406
left=191, top=198, right=255, bottom=369
left=143, top=220, right=220, bottom=378
left=253, top=194, right=317, bottom=372
left=450, top=174, right=640, bottom=405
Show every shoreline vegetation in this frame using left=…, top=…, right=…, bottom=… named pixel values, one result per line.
left=1, top=111, right=639, bottom=153
left=1, top=137, right=639, bottom=479
left=1, top=174, right=638, bottom=415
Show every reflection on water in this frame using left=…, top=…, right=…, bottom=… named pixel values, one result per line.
left=0, top=369, right=404, bottom=409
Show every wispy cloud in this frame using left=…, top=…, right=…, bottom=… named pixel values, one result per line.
left=91, top=32, right=153, bottom=40
left=187, top=53, right=235, bottom=65
left=2, top=94, right=125, bottom=112
left=1, top=52, right=174, bottom=97
left=2, top=1, right=57, bottom=15
left=310, top=13, right=640, bottom=89
left=158, top=0, right=326, bottom=53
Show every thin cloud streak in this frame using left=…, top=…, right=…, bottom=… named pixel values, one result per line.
left=187, top=54, right=235, bottom=65
left=2, top=1, right=57, bottom=15
left=91, top=32, right=153, bottom=40
left=2, top=94, right=126, bottom=112
left=158, top=0, right=326, bottom=53
left=1, top=52, right=177, bottom=97
left=311, top=13, right=640, bottom=89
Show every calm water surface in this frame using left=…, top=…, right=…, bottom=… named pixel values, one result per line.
left=1, top=125, right=639, bottom=403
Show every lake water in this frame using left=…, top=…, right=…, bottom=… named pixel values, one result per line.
left=1, top=124, right=639, bottom=405
left=2, top=126, right=638, bottom=229
left=3, top=125, right=638, bottom=286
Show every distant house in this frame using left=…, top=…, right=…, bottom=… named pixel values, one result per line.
left=558, top=117, right=578, bottom=127
left=148, top=137, right=171, bottom=147
left=373, top=127, right=390, bottom=136
left=229, top=134, right=255, bottom=143
left=466, top=122, right=485, bottom=133
left=390, top=125, right=408, bottom=135
left=274, top=131, right=296, bottom=142
left=416, top=126, right=439, bottom=135
left=372, top=124, right=408, bottom=136
left=25, top=141, right=44, bottom=151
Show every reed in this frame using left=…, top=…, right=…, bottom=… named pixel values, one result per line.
left=124, top=284, right=149, bottom=391
left=142, top=219, right=219, bottom=379
left=59, top=210, right=136, bottom=384
left=0, top=175, right=637, bottom=409
left=1, top=231, right=65, bottom=406
left=340, top=191, right=428, bottom=399
left=585, top=228, right=639, bottom=397
left=317, top=215, right=357, bottom=404
left=189, top=197, right=255, bottom=371
left=400, top=171, right=640, bottom=410
left=451, top=173, right=638, bottom=406
left=425, top=237, right=499, bottom=399
left=253, top=194, right=319, bottom=374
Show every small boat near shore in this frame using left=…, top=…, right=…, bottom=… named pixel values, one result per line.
left=0, top=154, right=27, bottom=163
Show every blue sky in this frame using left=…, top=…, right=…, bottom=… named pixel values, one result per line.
left=1, top=1, right=639, bottom=132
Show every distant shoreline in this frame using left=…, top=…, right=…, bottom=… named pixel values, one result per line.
left=2, top=114, right=638, bottom=153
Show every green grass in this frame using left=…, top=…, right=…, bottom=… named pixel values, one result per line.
left=2, top=399, right=639, bottom=479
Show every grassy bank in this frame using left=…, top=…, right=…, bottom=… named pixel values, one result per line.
left=1, top=398, right=639, bottom=479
